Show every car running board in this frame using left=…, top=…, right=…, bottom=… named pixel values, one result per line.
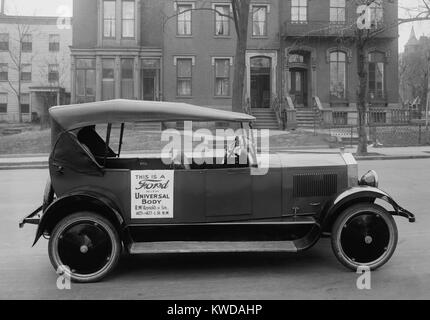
left=128, top=240, right=298, bottom=254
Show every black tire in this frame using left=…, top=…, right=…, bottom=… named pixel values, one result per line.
left=331, top=203, right=398, bottom=271
left=48, top=212, right=121, bottom=283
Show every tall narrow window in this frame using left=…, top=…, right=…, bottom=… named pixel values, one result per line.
left=22, top=34, right=32, bottom=52
left=329, top=51, right=346, bottom=99
left=48, top=64, right=59, bottom=82
left=21, top=64, right=32, bottom=81
left=368, top=52, right=385, bottom=99
left=76, top=58, right=96, bottom=103
left=122, top=0, right=135, bottom=38
left=214, top=59, right=230, bottom=96
left=330, top=0, right=345, bottom=24
left=0, top=34, right=9, bottom=51
left=0, top=63, right=8, bottom=81
left=370, top=0, right=383, bottom=28
left=176, top=58, right=192, bottom=96
left=20, top=93, right=30, bottom=114
left=291, top=0, right=307, bottom=23
left=49, top=34, right=60, bottom=52
left=0, top=93, right=7, bottom=113
left=103, top=0, right=116, bottom=38
left=102, top=59, right=115, bottom=101
left=121, top=59, right=134, bottom=99
left=252, top=5, right=267, bottom=36
left=177, top=4, right=192, bottom=35
left=215, top=5, right=230, bottom=36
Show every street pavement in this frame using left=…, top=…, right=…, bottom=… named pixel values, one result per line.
left=0, top=159, right=429, bottom=299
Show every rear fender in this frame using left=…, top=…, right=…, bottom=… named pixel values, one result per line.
left=33, top=190, right=124, bottom=246
left=322, top=186, right=415, bottom=231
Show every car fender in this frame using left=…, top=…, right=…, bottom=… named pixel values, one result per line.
left=322, top=186, right=415, bottom=231
left=33, top=189, right=124, bottom=246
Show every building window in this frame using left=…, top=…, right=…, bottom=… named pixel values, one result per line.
left=329, top=51, right=346, bottom=99
left=291, top=0, right=307, bottom=23
left=76, top=58, right=96, bottom=103
left=21, top=64, right=32, bottom=82
left=368, top=52, right=385, bottom=99
left=288, top=53, right=305, bottom=63
left=0, top=64, right=8, bottom=81
left=121, top=59, right=134, bottom=99
left=22, top=34, right=32, bottom=52
left=0, top=34, right=9, bottom=51
left=177, top=4, right=192, bottom=36
left=48, top=64, right=59, bottom=82
left=103, top=0, right=116, bottom=38
left=214, top=4, right=230, bottom=36
left=0, top=93, right=7, bottom=113
left=176, top=58, right=192, bottom=96
left=122, top=0, right=135, bottom=38
left=370, top=0, right=383, bottom=28
left=49, top=34, right=60, bottom=52
left=20, top=93, right=30, bottom=114
left=330, top=0, right=345, bottom=24
left=252, top=5, right=267, bottom=36
left=214, top=58, right=230, bottom=97
left=102, top=59, right=115, bottom=101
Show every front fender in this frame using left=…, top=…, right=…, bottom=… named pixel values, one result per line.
left=33, top=190, right=124, bottom=246
left=322, top=186, right=415, bottom=230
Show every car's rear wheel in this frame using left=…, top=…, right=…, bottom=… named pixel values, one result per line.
left=331, top=204, right=398, bottom=271
left=48, top=212, right=121, bottom=283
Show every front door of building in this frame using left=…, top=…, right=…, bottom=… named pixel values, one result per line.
left=141, top=59, right=161, bottom=101
left=289, top=68, right=307, bottom=108
left=250, top=56, right=271, bottom=108
left=142, top=69, right=159, bottom=101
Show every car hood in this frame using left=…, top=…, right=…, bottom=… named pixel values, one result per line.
left=256, top=152, right=356, bottom=170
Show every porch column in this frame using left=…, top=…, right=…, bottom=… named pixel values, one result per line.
left=134, top=56, right=140, bottom=100
left=115, top=56, right=121, bottom=98
left=96, top=56, right=102, bottom=101
left=70, top=55, right=76, bottom=104
left=311, top=55, right=317, bottom=98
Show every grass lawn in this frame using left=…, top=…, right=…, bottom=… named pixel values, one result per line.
left=0, top=127, right=330, bottom=155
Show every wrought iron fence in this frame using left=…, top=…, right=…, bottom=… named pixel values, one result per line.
left=321, top=123, right=430, bottom=147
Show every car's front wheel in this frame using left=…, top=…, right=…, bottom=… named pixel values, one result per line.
left=331, top=203, right=398, bottom=271
left=48, top=212, right=121, bottom=283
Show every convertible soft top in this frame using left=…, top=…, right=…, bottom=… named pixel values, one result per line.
left=49, top=99, right=255, bottom=131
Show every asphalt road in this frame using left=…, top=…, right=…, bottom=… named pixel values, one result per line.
left=0, top=159, right=429, bottom=300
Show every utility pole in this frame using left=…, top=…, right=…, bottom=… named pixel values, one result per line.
left=0, top=0, right=5, bottom=15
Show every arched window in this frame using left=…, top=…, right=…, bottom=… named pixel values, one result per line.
left=329, top=51, right=346, bottom=99
left=368, top=51, right=385, bottom=99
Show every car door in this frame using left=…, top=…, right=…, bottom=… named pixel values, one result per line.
left=205, top=167, right=252, bottom=221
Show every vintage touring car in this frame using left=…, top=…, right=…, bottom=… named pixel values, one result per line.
left=20, top=99, right=415, bottom=282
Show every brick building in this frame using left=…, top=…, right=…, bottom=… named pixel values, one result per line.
left=71, top=0, right=399, bottom=128
left=0, top=11, right=72, bottom=122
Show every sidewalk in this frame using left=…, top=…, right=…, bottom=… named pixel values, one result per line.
left=1, top=146, right=429, bottom=170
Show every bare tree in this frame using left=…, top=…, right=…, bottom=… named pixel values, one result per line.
left=0, top=20, right=37, bottom=123
left=290, top=0, right=430, bottom=154
left=163, top=0, right=251, bottom=113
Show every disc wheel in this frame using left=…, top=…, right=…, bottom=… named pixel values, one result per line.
left=331, top=204, right=398, bottom=271
left=48, top=212, right=121, bottom=283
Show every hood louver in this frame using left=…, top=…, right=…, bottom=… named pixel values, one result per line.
left=293, top=173, right=338, bottom=198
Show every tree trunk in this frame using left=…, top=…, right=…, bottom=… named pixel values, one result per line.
left=231, top=0, right=250, bottom=113
left=356, top=39, right=368, bottom=155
